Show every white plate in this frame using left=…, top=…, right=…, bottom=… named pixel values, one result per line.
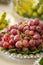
left=34, top=56, right=43, bottom=65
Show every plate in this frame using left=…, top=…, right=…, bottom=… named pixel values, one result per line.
left=0, top=12, right=43, bottom=64
left=34, top=56, right=43, bottom=65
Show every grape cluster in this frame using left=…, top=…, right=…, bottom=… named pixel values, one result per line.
left=0, top=19, right=43, bottom=52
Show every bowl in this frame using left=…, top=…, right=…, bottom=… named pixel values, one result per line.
left=12, top=0, right=43, bottom=21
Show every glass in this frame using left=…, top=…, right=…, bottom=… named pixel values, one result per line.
left=13, top=0, right=43, bottom=20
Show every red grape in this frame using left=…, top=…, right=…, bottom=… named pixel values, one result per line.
left=0, top=41, right=3, bottom=47
left=29, top=31, right=34, bottom=36
left=2, top=33, right=10, bottom=42
left=15, top=41, right=23, bottom=48
left=30, top=47, right=36, bottom=51
left=40, top=30, right=43, bottom=35
left=41, top=35, right=43, bottom=39
left=7, top=26, right=15, bottom=32
left=22, top=47, right=28, bottom=51
left=14, top=35, right=20, bottom=42
left=33, top=19, right=40, bottom=25
left=9, top=45, right=14, bottom=49
left=23, top=26, right=29, bottom=31
left=33, top=34, right=40, bottom=40
left=9, top=39, right=15, bottom=45
left=39, top=23, right=43, bottom=29
left=28, top=20, right=34, bottom=26
left=36, top=26, right=42, bottom=32
left=0, top=33, right=4, bottom=37
left=30, top=26, right=36, bottom=31
left=0, top=19, right=43, bottom=52
left=18, top=25, right=24, bottom=32
left=35, top=40, right=42, bottom=47
left=24, top=37, right=30, bottom=40
left=25, top=30, right=29, bottom=36
left=10, top=35, right=14, bottom=39
left=3, top=42, right=9, bottom=49
left=29, top=39, right=35, bottom=47
left=10, top=29, right=17, bottom=35
left=41, top=43, right=43, bottom=49
left=23, top=40, right=29, bottom=48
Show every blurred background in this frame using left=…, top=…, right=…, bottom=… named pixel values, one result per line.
left=0, top=0, right=11, bottom=4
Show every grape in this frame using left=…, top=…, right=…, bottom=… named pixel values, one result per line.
left=33, top=34, right=40, bottom=40
left=10, top=35, right=14, bottom=39
left=37, top=4, right=43, bottom=15
left=23, top=26, right=29, bottom=31
left=30, top=47, right=36, bottom=51
left=14, top=35, right=20, bottom=42
left=2, top=33, right=10, bottom=42
left=25, top=30, right=29, bottom=36
left=30, top=26, right=36, bottom=31
left=9, top=39, right=15, bottom=45
left=36, top=26, right=42, bottom=32
left=29, top=39, right=35, bottom=47
left=18, top=25, right=24, bottom=32
left=41, top=35, right=43, bottom=39
left=29, top=31, right=34, bottom=36
left=15, top=41, right=23, bottom=48
left=23, top=40, right=29, bottom=48
left=39, top=23, right=43, bottom=29
left=7, top=26, right=15, bottom=32
left=35, top=40, right=42, bottom=47
left=3, top=42, right=9, bottom=49
left=41, top=43, right=43, bottom=49
left=0, top=19, right=43, bottom=53
left=0, top=33, right=4, bottom=37
left=28, top=20, right=34, bottom=26
left=38, top=44, right=42, bottom=49
left=10, top=29, right=17, bottom=35
left=32, top=12, right=38, bottom=17
left=22, top=47, right=28, bottom=51
left=33, top=19, right=40, bottom=25
left=9, top=45, right=14, bottom=49
left=0, top=41, right=3, bottom=47
left=24, top=37, right=30, bottom=40
left=17, top=30, right=20, bottom=35
left=40, top=30, right=43, bottom=35
left=28, top=9, right=33, bottom=17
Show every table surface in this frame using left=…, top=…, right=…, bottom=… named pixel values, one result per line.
left=0, top=4, right=43, bottom=65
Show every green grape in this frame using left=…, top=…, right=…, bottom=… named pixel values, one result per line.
left=32, top=12, right=38, bottom=18
left=1, top=12, right=6, bottom=21
left=27, top=9, right=33, bottom=17
left=0, top=23, right=6, bottom=30
left=41, top=15, right=43, bottom=19
left=32, top=0, right=39, bottom=10
left=37, top=4, right=43, bottom=15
